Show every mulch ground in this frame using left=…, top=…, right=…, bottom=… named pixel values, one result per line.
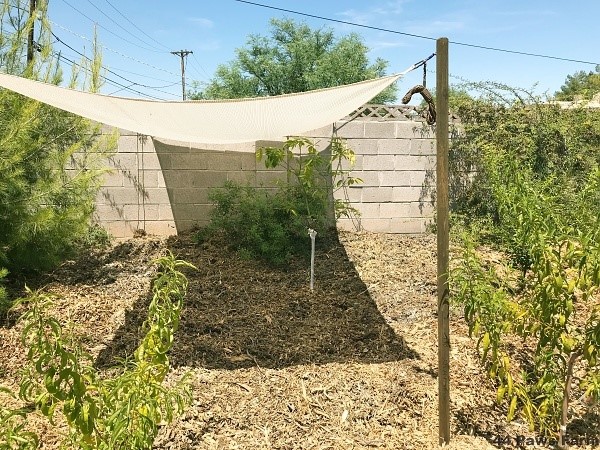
left=1, top=230, right=598, bottom=449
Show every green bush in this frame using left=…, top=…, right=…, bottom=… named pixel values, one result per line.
left=206, top=181, right=305, bottom=266
left=448, top=82, right=600, bottom=230
left=200, top=137, right=360, bottom=266
left=0, top=2, right=115, bottom=274
left=450, top=83, right=600, bottom=439
left=11, top=252, right=194, bottom=449
left=0, top=268, right=8, bottom=316
left=0, top=386, right=39, bottom=450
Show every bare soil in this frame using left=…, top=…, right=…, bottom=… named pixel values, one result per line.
left=1, top=230, right=598, bottom=449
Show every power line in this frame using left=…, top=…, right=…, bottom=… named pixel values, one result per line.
left=107, top=66, right=179, bottom=84
left=83, top=0, right=165, bottom=52
left=49, top=20, right=182, bottom=78
left=232, top=0, right=600, bottom=66
left=102, top=0, right=171, bottom=51
left=50, top=50, right=165, bottom=100
left=191, top=53, right=211, bottom=80
left=58, top=0, right=164, bottom=53
left=50, top=30, right=180, bottom=97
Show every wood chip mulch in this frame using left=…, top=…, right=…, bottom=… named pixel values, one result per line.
left=1, top=230, right=598, bottom=449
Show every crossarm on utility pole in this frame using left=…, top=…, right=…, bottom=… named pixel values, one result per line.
left=171, top=50, right=193, bottom=100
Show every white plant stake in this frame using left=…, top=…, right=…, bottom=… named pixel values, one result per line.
left=308, top=228, right=317, bottom=290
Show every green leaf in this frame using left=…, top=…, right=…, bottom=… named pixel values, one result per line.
left=507, top=395, right=518, bottom=421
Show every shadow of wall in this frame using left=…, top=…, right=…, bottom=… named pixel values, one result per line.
left=95, top=232, right=418, bottom=371
left=153, top=139, right=288, bottom=234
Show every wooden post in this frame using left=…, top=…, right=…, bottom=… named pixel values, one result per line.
left=27, top=0, right=37, bottom=65
left=436, top=37, right=451, bottom=446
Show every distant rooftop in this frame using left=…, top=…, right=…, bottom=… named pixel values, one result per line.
left=551, top=93, right=600, bottom=109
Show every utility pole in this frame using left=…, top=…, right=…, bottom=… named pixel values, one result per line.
left=171, top=50, right=193, bottom=100
left=27, top=0, right=37, bottom=65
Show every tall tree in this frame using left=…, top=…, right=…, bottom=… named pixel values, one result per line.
left=0, top=0, right=115, bottom=273
left=190, top=18, right=397, bottom=103
left=555, top=65, right=600, bottom=101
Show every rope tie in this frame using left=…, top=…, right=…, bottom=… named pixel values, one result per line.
left=401, top=85, right=436, bottom=125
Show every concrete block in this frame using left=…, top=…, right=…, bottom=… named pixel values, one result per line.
left=360, top=218, right=391, bottom=233
left=142, top=221, right=177, bottom=237
left=377, top=139, right=411, bottom=155
left=364, top=122, right=396, bottom=139
left=345, top=138, right=378, bottom=155
left=333, top=188, right=361, bottom=203
left=362, top=187, right=393, bottom=203
left=396, top=121, right=433, bottom=139
left=417, top=202, right=435, bottom=216
left=334, top=121, right=365, bottom=139
left=190, top=171, right=228, bottom=188
left=176, top=219, right=209, bottom=232
left=94, top=204, right=128, bottom=221
left=380, top=202, right=432, bottom=218
left=167, top=187, right=210, bottom=204
left=109, top=153, right=138, bottom=170
left=171, top=204, right=213, bottom=221
left=336, top=218, right=360, bottom=232
left=102, top=187, right=140, bottom=205
left=351, top=171, right=379, bottom=187
left=205, top=153, right=244, bottom=171
left=394, top=155, right=435, bottom=171
left=355, top=202, right=380, bottom=218
left=389, top=218, right=428, bottom=234
left=363, top=155, right=395, bottom=171
left=138, top=171, right=159, bottom=188
left=141, top=204, right=160, bottom=221
left=102, top=171, right=123, bottom=187
left=153, top=139, right=191, bottom=154
left=159, top=204, right=175, bottom=221
left=378, top=171, right=412, bottom=187
left=144, top=188, right=171, bottom=204
left=227, top=171, right=256, bottom=185
left=392, top=186, right=423, bottom=202
left=340, top=155, right=362, bottom=171
left=138, top=153, right=163, bottom=170
left=102, top=220, right=137, bottom=239
left=120, top=169, right=142, bottom=189
left=157, top=171, right=167, bottom=188
left=170, top=153, right=209, bottom=170
left=161, top=170, right=193, bottom=188
left=410, top=139, right=436, bottom=156
left=117, top=135, right=140, bottom=153
left=256, top=170, right=288, bottom=186
left=139, top=135, right=156, bottom=153
left=241, top=154, right=257, bottom=171
left=155, top=153, right=171, bottom=170
left=410, top=171, right=428, bottom=187
left=255, top=140, right=284, bottom=151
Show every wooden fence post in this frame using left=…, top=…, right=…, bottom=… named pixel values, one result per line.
left=436, top=36, right=451, bottom=446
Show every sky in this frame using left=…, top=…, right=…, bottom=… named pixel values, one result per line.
left=42, top=0, right=600, bottom=101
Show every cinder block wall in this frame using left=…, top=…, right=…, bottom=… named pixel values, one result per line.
left=95, top=115, right=435, bottom=238
left=306, top=120, right=435, bottom=234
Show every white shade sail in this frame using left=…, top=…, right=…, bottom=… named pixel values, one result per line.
left=0, top=72, right=403, bottom=144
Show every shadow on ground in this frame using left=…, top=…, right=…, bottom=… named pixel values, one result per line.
left=95, top=231, right=418, bottom=370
